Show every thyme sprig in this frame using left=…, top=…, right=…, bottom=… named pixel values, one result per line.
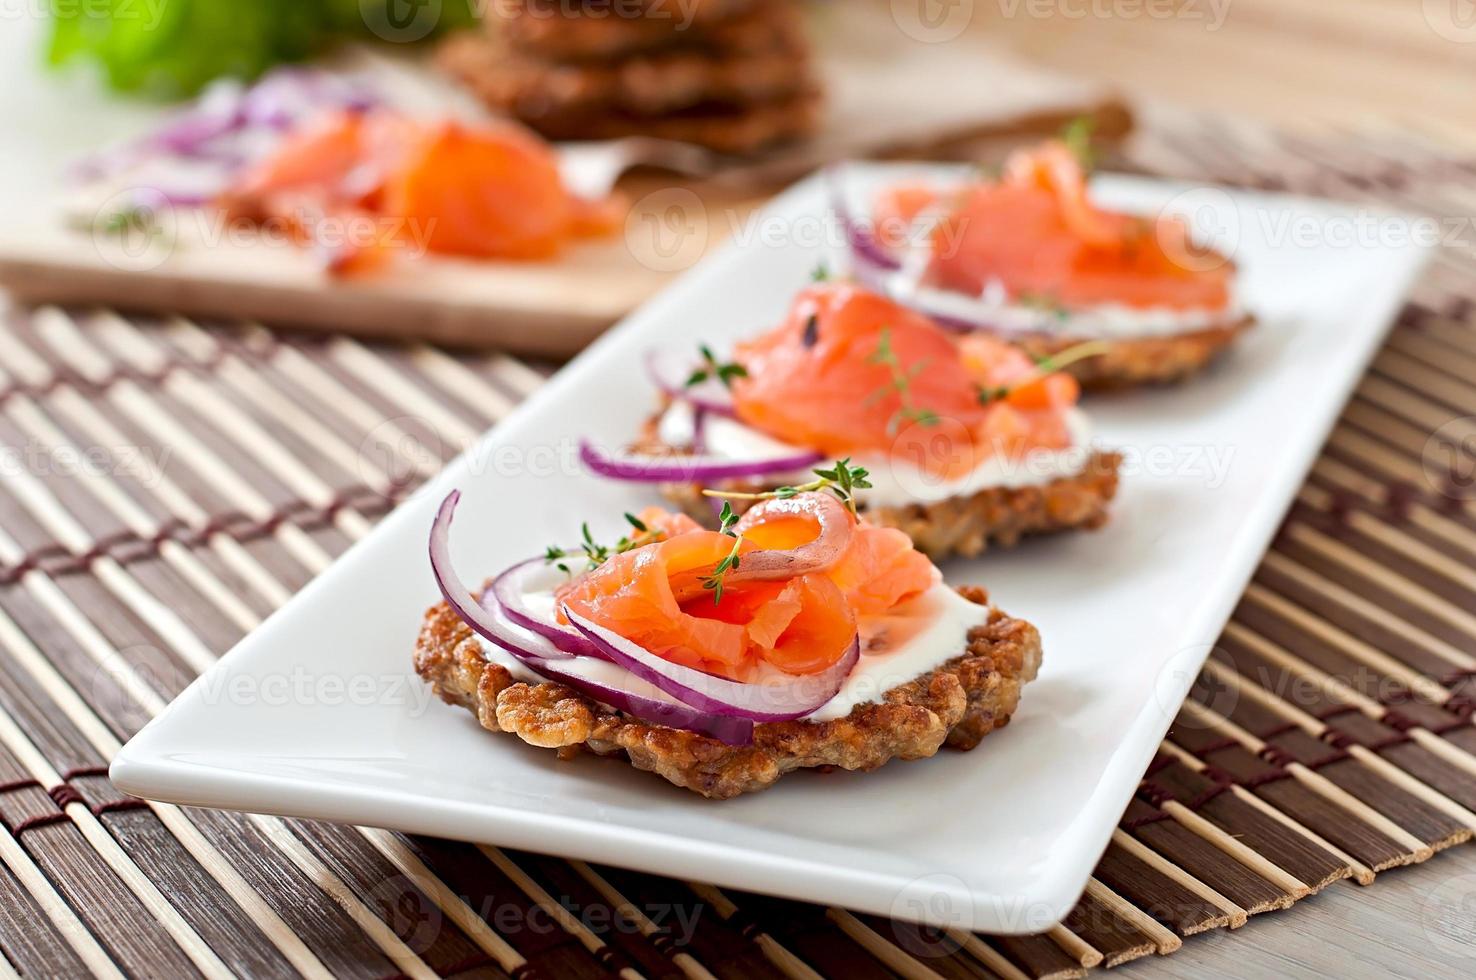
left=544, top=512, right=663, bottom=575
left=686, top=344, right=748, bottom=389
left=702, top=458, right=873, bottom=519
left=977, top=340, right=1111, bottom=403
left=1015, top=290, right=1071, bottom=321
left=699, top=501, right=743, bottom=603
left=866, top=327, right=940, bottom=435
left=1061, top=115, right=1097, bottom=172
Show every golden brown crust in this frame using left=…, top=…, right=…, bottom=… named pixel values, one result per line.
left=643, top=417, right=1122, bottom=559
left=436, top=21, right=807, bottom=119
left=414, top=585, right=1041, bottom=799
left=487, top=0, right=765, bottom=62
left=478, top=88, right=823, bottom=155
left=1012, top=316, right=1254, bottom=389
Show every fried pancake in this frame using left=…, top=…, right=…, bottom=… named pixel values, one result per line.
left=515, top=88, right=822, bottom=154
left=415, top=584, right=1041, bottom=798
left=1011, top=316, right=1255, bottom=389
left=659, top=451, right=1121, bottom=560
left=634, top=412, right=1122, bottom=559
left=437, top=10, right=808, bottom=119
left=489, top=0, right=766, bottom=61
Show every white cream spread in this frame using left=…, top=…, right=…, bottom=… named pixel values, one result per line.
left=888, top=274, right=1243, bottom=339
left=478, top=582, right=992, bottom=724
left=659, top=400, right=1094, bottom=508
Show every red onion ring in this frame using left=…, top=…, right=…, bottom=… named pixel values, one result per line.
left=564, top=605, right=859, bottom=722
left=429, top=491, right=753, bottom=744
left=580, top=440, right=822, bottom=483
left=729, top=493, right=855, bottom=581
left=489, top=557, right=601, bottom=659
left=644, top=350, right=737, bottom=418
left=828, top=167, right=903, bottom=274
left=833, top=168, right=1095, bottom=339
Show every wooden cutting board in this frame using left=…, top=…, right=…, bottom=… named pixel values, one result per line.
left=0, top=6, right=1128, bottom=356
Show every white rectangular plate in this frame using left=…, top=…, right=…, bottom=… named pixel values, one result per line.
left=112, top=166, right=1432, bottom=934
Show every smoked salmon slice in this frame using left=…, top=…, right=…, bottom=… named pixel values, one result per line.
left=221, top=108, right=621, bottom=273
left=729, top=283, right=1078, bottom=480
left=557, top=500, right=937, bottom=681
left=873, top=139, right=1233, bottom=311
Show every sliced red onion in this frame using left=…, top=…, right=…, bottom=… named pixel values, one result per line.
left=519, top=652, right=755, bottom=745
left=490, top=557, right=601, bottom=658
left=828, top=167, right=902, bottom=274
left=690, top=406, right=710, bottom=455
left=564, top=605, right=859, bottom=722
left=644, top=349, right=737, bottom=417
left=431, top=491, right=753, bottom=744
left=71, top=68, right=381, bottom=202
left=429, top=491, right=578, bottom=660
left=580, top=440, right=821, bottom=483
left=729, top=493, right=854, bottom=581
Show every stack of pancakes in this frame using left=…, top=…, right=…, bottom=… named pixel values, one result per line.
left=437, top=0, right=822, bottom=154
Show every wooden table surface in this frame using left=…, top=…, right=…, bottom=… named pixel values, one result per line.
left=4, top=6, right=1475, bottom=978
left=963, top=0, right=1476, bottom=143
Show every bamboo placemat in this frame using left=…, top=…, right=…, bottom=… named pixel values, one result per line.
left=0, top=112, right=1473, bottom=979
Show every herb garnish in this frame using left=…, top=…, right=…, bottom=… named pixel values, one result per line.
left=810, top=261, right=831, bottom=282
left=700, top=501, right=743, bottom=603
left=1061, top=115, right=1097, bottom=172
left=686, top=344, right=748, bottom=389
left=1015, top=290, right=1071, bottom=320
left=544, top=512, right=663, bottom=575
left=703, top=458, right=873, bottom=519
left=977, top=340, right=1110, bottom=403
left=866, top=327, right=939, bottom=435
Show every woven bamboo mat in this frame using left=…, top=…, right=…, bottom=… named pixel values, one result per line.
left=0, top=112, right=1472, bottom=979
